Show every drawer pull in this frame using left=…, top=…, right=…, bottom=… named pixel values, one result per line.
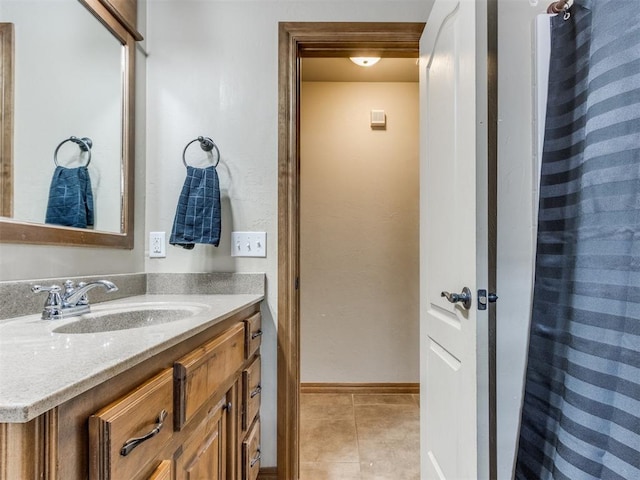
left=223, top=401, right=233, bottom=412
left=250, top=385, right=262, bottom=398
left=251, top=330, right=263, bottom=340
left=250, top=449, right=261, bottom=468
left=120, top=409, right=167, bottom=457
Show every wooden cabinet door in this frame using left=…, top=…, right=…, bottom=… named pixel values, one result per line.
left=225, top=381, right=241, bottom=480
left=175, top=397, right=227, bottom=480
left=147, top=460, right=171, bottom=480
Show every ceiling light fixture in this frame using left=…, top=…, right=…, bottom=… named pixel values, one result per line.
left=349, top=57, right=381, bottom=67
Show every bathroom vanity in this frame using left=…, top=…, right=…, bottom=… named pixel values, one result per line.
left=0, top=293, right=263, bottom=480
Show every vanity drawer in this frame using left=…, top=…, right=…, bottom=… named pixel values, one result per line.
left=89, top=368, right=174, bottom=480
left=242, top=417, right=261, bottom=480
left=174, top=322, right=245, bottom=429
left=244, top=313, right=262, bottom=359
left=242, top=355, right=261, bottom=431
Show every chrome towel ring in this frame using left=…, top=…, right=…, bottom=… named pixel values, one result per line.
left=54, top=136, right=92, bottom=167
left=182, top=136, right=220, bottom=168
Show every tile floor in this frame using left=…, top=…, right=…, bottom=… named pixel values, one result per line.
left=300, top=393, right=420, bottom=480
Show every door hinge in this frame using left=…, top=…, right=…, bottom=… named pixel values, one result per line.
left=295, top=277, right=299, bottom=290
left=477, top=289, right=498, bottom=310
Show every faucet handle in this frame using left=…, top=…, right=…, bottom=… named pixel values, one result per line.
left=63, top=280, right=76, bottom=295
left=31, top=285, right=63, bottom=320
left=31, top=284, right=62, bottom=294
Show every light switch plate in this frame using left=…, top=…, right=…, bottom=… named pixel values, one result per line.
left=231, top=232, right=266, bottom=257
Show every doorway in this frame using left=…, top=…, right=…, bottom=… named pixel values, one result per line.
left=298, top=56, right=420, bottom=479
left=277, top=22, right=425, bottom=480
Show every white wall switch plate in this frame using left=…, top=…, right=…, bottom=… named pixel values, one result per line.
left=149, top=231, right=166, bottom=258
left=231, top=231, right=267, bottom=257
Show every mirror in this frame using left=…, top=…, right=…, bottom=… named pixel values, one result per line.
left=0, top=0, right=135, bottom=248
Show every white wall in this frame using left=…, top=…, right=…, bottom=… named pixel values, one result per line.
left=496, top=0, right=548, bottom=478
left=300, top=81, right=419, bottom=384
left=145, top=0, right=429, bottom=467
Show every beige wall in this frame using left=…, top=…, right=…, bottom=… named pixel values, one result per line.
left=300, top=82, right=419, bottom=383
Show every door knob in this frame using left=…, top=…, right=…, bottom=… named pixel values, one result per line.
left=441, top=287, right=472, bottom=310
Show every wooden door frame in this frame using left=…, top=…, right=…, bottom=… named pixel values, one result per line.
left=277, top=22, right=425, bottom=480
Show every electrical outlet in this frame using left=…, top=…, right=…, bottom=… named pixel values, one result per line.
left=149, top=232, right=166, bottom=258
left=231, top=232, right=266, bottom=257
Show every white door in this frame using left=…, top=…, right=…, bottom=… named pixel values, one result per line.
left=419, top=0, right=489, bottom=479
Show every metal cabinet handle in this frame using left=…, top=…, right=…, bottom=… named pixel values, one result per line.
left=250, top=385, right=262, bottom=398
left=120, top=409, right=167, bottom=457
left=441, top=287, right=472, bottom=310
left=251, top=330, right=263, bottom=340
left=250, top=449, right=261, bottom=468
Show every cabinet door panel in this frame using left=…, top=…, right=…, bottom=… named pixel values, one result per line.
left=175, top=397, right=227, bottom=480
left=226, top=381, right=241, bottom=480
left=147, top=460, right=171, bottom=480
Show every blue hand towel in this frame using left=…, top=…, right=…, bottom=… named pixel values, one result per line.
left=170, top=166, right=221, bottom=249
left=45, top=166, right=94, bottom=228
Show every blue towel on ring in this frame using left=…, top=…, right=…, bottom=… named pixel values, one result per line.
left=45, top=166, right=94, bottom=228
left=170, top=166, right=221, bottom=249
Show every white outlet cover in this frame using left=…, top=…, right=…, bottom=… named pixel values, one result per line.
left=149, top=231, right=166, bottom=258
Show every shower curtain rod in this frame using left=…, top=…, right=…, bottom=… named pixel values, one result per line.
left=547, top=0, right=570, bottom=14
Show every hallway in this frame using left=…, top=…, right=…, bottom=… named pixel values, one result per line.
left=300, top=393, right=420, bottom=480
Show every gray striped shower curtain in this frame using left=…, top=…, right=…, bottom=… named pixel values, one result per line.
left=515, top=1, right=640, bottom=479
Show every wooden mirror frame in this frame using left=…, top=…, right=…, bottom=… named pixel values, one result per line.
left=0, top=0, right=135, bottom=249
left=0, top=23, right=13, bottom=219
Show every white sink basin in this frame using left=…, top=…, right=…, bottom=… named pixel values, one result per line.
left=52, top=303, right=205, bottom=334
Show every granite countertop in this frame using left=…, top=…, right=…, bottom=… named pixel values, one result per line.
left=0, top=293, right=263, bottom=423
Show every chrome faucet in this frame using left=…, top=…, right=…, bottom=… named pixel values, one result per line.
left=31, top=279, right=118, bottom=320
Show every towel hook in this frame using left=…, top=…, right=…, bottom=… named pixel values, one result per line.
left=182, top=136, right=220, bottom=168
left=53, top=136, right=92, bottom=167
